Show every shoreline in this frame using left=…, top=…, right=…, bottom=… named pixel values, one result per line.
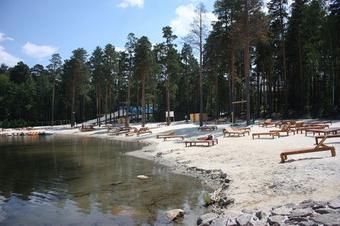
left=2, top=121, right=340, bottom=224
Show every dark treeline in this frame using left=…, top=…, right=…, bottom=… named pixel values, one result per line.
left=0, top=0, right=339, bottom=127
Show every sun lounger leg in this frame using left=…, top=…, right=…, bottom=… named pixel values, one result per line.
left=280, top=154, right=285, bottom=163
left=331, top=148, right=336, bottom=157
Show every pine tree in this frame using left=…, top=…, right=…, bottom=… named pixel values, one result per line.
left=267, top=0, right=288, bottom=114
left=134, top=36, right=154, bottom=127
left=47, top=53, right=62, bottom=126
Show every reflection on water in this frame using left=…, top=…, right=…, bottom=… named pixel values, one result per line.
left=0, top=136, right=209, bottom=225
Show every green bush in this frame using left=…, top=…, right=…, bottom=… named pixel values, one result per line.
left=0, top=119, right=28, bottom=128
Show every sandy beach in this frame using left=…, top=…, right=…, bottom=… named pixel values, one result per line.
left=5, top=120, right=340, bottom=214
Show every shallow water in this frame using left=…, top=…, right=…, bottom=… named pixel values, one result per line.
left=0, top=136, right=209, bottom=226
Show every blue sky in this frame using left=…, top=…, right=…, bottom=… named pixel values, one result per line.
left=0, top=0, right=216, bottom=67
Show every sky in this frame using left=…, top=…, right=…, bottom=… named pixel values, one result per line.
left=0, top=0, right=217, bottom=67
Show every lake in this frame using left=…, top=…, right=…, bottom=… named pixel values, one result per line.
left=0, top=136, right=209, bottom=226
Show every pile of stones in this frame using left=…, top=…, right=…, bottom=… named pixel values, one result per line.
left=197, top=198, right=340, bottom=226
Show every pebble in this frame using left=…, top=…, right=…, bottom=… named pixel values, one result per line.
left=197, top=213, right=218, bottom=226
left=272, top=206, right=292, bottom=216
left=313, top=213, right=340, bottom=225
left=289, top=208, right=314, bottom=218
left=137, top=175, right=149, bottom=180
left=236, top=213, right=258, bottom=226
left=165, top=209, right=184, bottom=221
left=329, top=199, right=340, bottom=209
left=268, top=215, right=286, bottom=225
left=196, top=197, right=340, bottom=226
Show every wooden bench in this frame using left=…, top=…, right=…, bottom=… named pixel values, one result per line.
left=184, top=139, right=218, bottom=147
left=137, top=128, right=152, bottom=136
left=80, top=124, right=95, bottom=132
left=269, top=130, right=295, bottom=136
left=296, top=125, right=329, bottom=134
left=259, top=119, right=274, bottom=127
left=315, top=134, right=340, bottom=145
left=137, top=131, right=152, bottom=136
left=108, top=127, right=133, bottom=136
left=280, top=137, right=336, bottom=163
left=163, top=135, right=184, bottom=141
left=223, top=129, right=249, bottom=137
left=270, top=124, right=295, bottom=136
left=305, top=128, right=340, bottom=136
left=231, top=126, right=251, bottom=131
left=252, top=132, right=278, bottom=139
left=156, top=131, right=175, bottom=139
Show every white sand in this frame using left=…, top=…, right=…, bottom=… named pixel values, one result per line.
left=15, top=120, right=340, bottom=212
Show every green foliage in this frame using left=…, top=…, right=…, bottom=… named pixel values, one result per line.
left=203, top=192, right=214, bottom=206
left=0, top=0, right=339, bottom=126
left=0, top=119, right=28, bottom=128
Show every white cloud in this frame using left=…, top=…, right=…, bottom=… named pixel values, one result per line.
left=22, top=42, right=57, bottom=59
left=117, top=0, right=144, bottom=8
left=0, top=46, right=21, bottom=66
left=170, top=3, right=217, bottom=37
left=0, top=33, right=14, bottom=42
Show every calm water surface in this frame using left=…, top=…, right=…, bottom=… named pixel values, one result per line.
left=0, top=136, right=209, bottom=226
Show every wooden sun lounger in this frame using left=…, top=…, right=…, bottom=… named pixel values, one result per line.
left=305, top=127, right=340, bottom=136
left=137, top=128, right=152, bottom=136
left=280, top=137, right=336, bottom=163
left=315, top=134, right=340, bottom=144
left=108, top=127, right=134, bottom=136
left=288, top=121, right=304, bottom=129
left=198, top=126, right=218, bottom=131
left=252, top=132, right=279, bottom=139
left=223, top=129, right=249, bottom=137
left=80, top=124, right=95, bottom=132
left=296, top=125, right=329, bottom=134
left=269, top=130, right=295, bottom=136
left=231, top=126, right=251, bottom=132
left=270, top=125, right=295, bottom=136
left=156, top=131, right=175, bottom=139
left=260, top=119, right=274, bottom=127
left=184, top=139, right=218, bottom=147
left=109, top=130, right=128, bottom=136
left=162, top=135, right=184, bottom=141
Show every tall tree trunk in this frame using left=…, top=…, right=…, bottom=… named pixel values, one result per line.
left=82, top=95, right=85, bottom=122
left=199, top=8, right=204, bottom=127
left=124, top=72, right=131, bottom=127
left=125, top=71, right=131, bottom=128
left=141, top=75, right=146, bottom=127
left=229, top=54, right=235, bottom=122
left=298, top=30, right=304, bottom=113
left=166, top=79, right=171, bottom=125
left=244, top=0, right=251, bottom=125
left=185, top=64, right=189, bottom=121
left=257, top=72, right=260, bottom=117
left=282, top=36, right=288, bottom=114
left=280, top=3, right=288, bottom=115
left=71, top=81, right=76, bottom=127
left=136, top=86, right=139, bottom=122
left=96, top=86, right=99, bottom=126
left=51, top=79, right=56, bottom=126
left=109, top=89, right=112, bottom=124
left=215, top=74, right=219, bottom=118
left=105, top=84, right=108, bottom=125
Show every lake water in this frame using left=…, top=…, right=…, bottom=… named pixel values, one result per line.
left=0, top=136, right=209, bottom=226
